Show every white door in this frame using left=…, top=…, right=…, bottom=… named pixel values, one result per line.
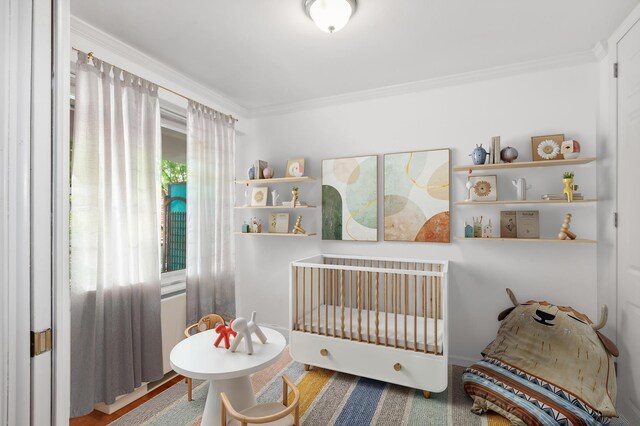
left=617, top=17, right=640, bottom=424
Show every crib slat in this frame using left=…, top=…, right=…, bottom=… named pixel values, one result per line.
left=349, top=259, right=353, bottom=341
left=366, top=271, right=370, bottom=344
left=310, top=266, right=314, bottom=334
left=413, top=265, right=417, bottom=352
left=404, top=274, right=408, bottom=350
left=384, top=272, right=388, bottom=347
left=393, top=269, right=398, bottom=349
left=302, top=267, right=306, bottom=333
left=318, top=267, right=321, bottom=335
left=341, top=268, right=345, bottom=339
left=294, top=266, right=299, bottom=331
left=357, top=271, right=362, bottom=342
left=435, top=265, right=440, bottom=354
left=325, top=267, right=328, bottom=337
left=423, top=263, right=427, bottom=353
left=375, top=272, right=379, bottom=345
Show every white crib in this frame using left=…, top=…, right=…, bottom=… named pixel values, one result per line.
left=289, top=254, right=449, bottom=396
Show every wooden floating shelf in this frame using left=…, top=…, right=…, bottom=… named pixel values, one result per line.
left=455, top=199, right=597, bottom=205
left=453, top=157, right=596, bottom=172
left=454, top=236, right=596, bottom=244
left=235, top=176, right=316, bottom=185
left=234, top=205, right=316, bottom=209
left=235, top=232, right=317, bottom=237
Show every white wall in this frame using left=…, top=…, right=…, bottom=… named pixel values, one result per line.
left=237, top=63, right=600, bottom=364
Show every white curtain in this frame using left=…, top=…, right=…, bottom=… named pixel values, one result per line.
left=186, top=101, right=236, bottom=324
left=70, top=52, right=163, bottom=417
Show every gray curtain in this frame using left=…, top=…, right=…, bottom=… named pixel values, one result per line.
left=186, top=101, right=236, bottom=324
left=70, top=52, right=163, bottom=417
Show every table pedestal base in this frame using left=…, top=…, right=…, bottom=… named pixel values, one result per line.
left=202, top=375, right=256, bottom=426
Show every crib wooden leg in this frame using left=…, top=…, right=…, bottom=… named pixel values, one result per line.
left=187, top=378, right=193, bottom=401
left=304, top=364, right=312, bottom=371
left=422, top=390, right=431, bottom=399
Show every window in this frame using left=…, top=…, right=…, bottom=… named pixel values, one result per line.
left=161, top=127, right=187, bottom=295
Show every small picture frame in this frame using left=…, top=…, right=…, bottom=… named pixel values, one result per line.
left=251, top=187, right=268, bottom=207
left=468, top=175, right=498, bottom=201
left=531, top=134, right=565, bottom=161
left=268, top=213, right=290, bottom=234
left=285, top=158, right=305, bottom=177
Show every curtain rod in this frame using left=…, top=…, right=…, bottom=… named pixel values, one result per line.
left=71, top=47, right=238, bottom=123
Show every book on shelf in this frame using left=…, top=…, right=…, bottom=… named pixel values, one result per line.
left=542, top=193, right=584, bottom=201
left=282, top=201, right=306, bottom=207
left=253, top=160, right=268, bottom=179
left=492, top=136, right=501, bottom=164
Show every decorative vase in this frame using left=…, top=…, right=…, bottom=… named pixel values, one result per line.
left=244, top=187, right=251, bottom=206
left=263, top=167, right=274, bottom=179
left=247, top=165, right=256, bottom=180
left=511, top=178, right=532, bottom=201
left=563, top=178, right=574, bottom=203
left=271, top=190, right=280, bottom=206
left=470, top=144, right=488, bottom=165
left=500, top=146, right=519, bottom=163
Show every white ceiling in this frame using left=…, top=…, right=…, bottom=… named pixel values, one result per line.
left=71, top=0, right=638, bottom=110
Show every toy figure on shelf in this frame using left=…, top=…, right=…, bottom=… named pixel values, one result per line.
left=292, top=216, right=306, bottom=235
left=214, top=320, right=237, bottom=349
left=291, top=186, right=299, bottom=208
left=482, top=219, right=493, bottom=238
left=473, top=216, right=483, bottom=238
left=558, top=213, right=577, bottom=240
left=230, top=312, right=267, bottom=355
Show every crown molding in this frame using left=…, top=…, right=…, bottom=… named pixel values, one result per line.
left=70, top=15, right=249, bottom=119
left=250, top=50, right=598, bottom=118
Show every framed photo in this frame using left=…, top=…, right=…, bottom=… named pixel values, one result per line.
left=531, top=134, right=565, bottom=161
left=285, top=158, right=305, bottom=177
left=468, top=175, right=497, bottom=201
left=384, top=148, right=450, bottom=243
left=322, top=155, right=378, bottom=241
left=268, top=213, right=289, bottom=233
left=250, top=187, right=268, bottom=206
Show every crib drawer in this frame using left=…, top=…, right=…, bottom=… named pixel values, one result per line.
left=290, top=331, right=448, bottom=392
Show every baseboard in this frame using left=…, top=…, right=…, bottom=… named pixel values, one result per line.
left=448, top=355, right=477, bottom=368
left=94, top=371, right=178, bottom=415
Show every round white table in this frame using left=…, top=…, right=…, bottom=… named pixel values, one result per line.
left=170, top=327, right=286, bottom=426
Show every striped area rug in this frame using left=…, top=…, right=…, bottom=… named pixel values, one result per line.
left=109, top=350, right=511, bottom=425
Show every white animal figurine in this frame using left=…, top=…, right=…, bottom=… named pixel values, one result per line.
left=229, top=311, right=267, bottom=355
left=511, top=178, right=532, bottom=201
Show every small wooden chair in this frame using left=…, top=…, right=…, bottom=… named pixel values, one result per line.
left=221, top=375, right=300, bottom=426
left=183, top=313, right=225, bottom=401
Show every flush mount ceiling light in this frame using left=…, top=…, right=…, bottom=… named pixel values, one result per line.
left=304, top=0, right=357, bottom=34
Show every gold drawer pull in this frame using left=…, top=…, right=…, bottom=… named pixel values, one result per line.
left=393, top=363, right=401, bottom=371
left=320, top=348, right=329, bottom=356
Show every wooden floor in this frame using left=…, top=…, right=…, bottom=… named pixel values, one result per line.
left=69, top=375, right=185, bottom=426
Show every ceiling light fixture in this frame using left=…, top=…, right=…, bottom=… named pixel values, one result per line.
left=304, top=0, right=357, bottom=34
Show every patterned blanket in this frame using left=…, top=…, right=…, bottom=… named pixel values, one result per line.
left=463, top=357, right=610, bottom=426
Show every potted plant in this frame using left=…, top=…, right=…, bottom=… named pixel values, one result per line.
left=562, top=172, right=574, bottom=203
left=291, top=186, right=299, bottom=208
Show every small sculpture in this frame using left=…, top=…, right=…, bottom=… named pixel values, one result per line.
left=470, top=144, right=488, bottom=165
left=214, top=320, right=237, bottom=349
left=500, top=146, right=519, bottom=163
left=230, top=312, right=268, bottom=355
left=465, top=178, right=474, bottom=202
left=473, top=216, right=483, bottom=238
left=292, top=215, right=306, bottom=235
left=482, top=219, right=493, bottom=238
left=291, top=186, right=299, bottom=208
left=512, top=178, right=532, bottom=201
left=561, top=140, right=581, bottom=159
left=247, top=165, right=256, bottom=180
left=464, top=221, right=473, bottom=238
left=562, top=172, right=575, bottom=203
left=263, top=167, right=274, bottom=179
left=558, top=213, right=577, bottom=240
left=251, top=217, right=262, bottom=233
left=271, top=190, right=280, bottom=207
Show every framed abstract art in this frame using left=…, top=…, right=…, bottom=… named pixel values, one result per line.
left=322, top=155, right=378, bottom=241
left=384, top=148, right=450, bottom=243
